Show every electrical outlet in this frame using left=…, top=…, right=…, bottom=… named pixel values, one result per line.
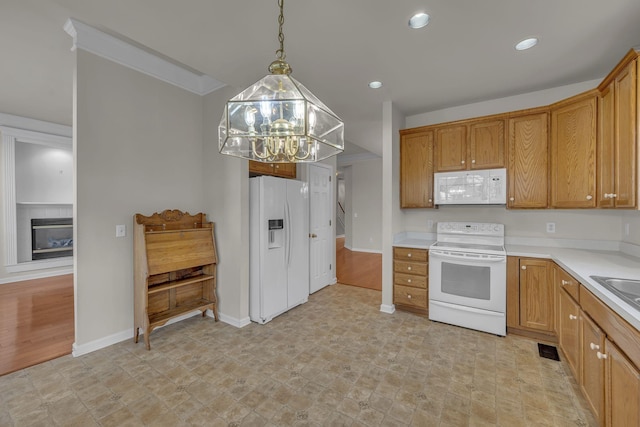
left=116, top=224, right=126, bottom=237
left=546, top=223, right=556, bottom=233
left=427, top=220, right=434, bottom=229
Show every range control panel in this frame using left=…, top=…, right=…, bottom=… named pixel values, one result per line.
left=436, top=222, right=504, bottom=236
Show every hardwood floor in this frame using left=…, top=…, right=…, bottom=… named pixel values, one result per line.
left=0, top=274, right=74, bottom=376
left=336, top=237, right=382, bottom=291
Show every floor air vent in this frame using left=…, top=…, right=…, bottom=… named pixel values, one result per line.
left=538, top=343, right=560, bottom=361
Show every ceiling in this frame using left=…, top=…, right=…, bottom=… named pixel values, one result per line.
left=2, top=0, right=640, bottom=156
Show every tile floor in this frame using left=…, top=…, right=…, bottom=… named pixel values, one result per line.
left=0, top=284, right=597, bottom=426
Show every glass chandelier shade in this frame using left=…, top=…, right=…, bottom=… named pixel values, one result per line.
left=218, top=0, right=344, bottom=163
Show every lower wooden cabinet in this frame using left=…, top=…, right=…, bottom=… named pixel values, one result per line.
left=393, top=247, right=428, bottom=314
left=506, top=257, right=555, bottom=339
left=558, top=287, right=581, bottom=379
left=606, top=338, right=640, bottom=426
left=580, top=313, right=605, bottom=425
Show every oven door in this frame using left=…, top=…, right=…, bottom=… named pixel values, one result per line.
left=428, top=249, right=506, bottom=312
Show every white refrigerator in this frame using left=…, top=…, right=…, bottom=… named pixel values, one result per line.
left=249, top=176, right=310, bottom=324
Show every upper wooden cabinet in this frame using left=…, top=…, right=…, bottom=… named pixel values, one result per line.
left=400, top=129, right=434, bottom=208
left=249, top=160, right=296, bottom=179
left=598, top=53, right=637, bottom=208
left=507, top=111, right=549, bottom=209
left=434, top=118, right=505, bottom=172
left=550, top=91, right=598, bottom=208
left=434, top=124, right=467, bottom=172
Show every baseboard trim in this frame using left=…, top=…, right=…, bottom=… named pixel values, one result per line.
left=350, top=247, right=383, bottom=254
left=0, top=268, right=73, bottom=285
left=218, top=312, right=251, bottom=328
left=380, top=304, right=395, bottom=314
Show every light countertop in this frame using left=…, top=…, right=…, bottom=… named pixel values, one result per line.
left=393, top=233, right=640, bottom=331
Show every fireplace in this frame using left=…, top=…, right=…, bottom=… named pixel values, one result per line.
left=31, top=218, right=73, bottom=260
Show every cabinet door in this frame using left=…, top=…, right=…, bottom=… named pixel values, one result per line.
left=559, top=288, right=581, bottom=379
left=580, top=313, right=605, bottom=426
left=469, top=119, right=505, bottom=170
left=550, top=93, right=597, bottom=208
left=598, top=84, right=616, bottom=207
left=249, top=160, right=274, bottom=176
left=508, top=112, right=549, bottom=208
left=606, top=338, right=640, bottom=427
left=613, top=59, right=637, bottom=208
left=400, top=131, right=434, bottom=208
left=519, top=259, right=553, bottom=332
left=435, top=124, right=467, bottom=172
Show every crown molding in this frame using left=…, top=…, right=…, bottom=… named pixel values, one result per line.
left=64, top=18, right=226, bottom=96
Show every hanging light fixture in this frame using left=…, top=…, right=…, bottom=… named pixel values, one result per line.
left=219, top=0, right=344, bottom=163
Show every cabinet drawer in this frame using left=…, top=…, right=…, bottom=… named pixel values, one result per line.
left=394, top=285, right=427, bottom=308
left=394, top=272, right=427, bottom=289
left=393, top=260, right=427, bottom=276
left=557, top=267, right=579, bottom=302
left=393, top=247, right=428, bottom=262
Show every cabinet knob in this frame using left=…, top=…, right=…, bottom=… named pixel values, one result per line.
left=561, top=280, right=570, bottom=286
left=586, top=195, right=593, bottom=200
left=461, top=160, right=465, bottom=164
left=407, top=279, right=412, bottom=283
left=471, top=159, right=476, bottom=164
left=407, top=266, right=412, bottom=271
left=596, top=351, right=608, bottom=360
left=428, top=198, right=433, bottom=203
left=509, top=197, right=515, bottom=202
left=569, top=314, right=577, bottom=320
left=604, top=193, right=611, bottom=199
left=612, top=193, right=617, bottom=198
left=408, top=253, right=412, bottom=257
left=590, top=342, right=600, bottom=351
left=521, top=266, right=527, bottom=270
left=407, top=294, right=412, bottom=299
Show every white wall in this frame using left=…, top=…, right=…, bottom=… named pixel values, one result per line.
left=15, top=143, right=72, bottom=203
left=202, top=87, right=251, bottom=326
left=74, top=50, right=205, bottom=348
left=621, top=210, right=640, bottom=246
left=350, top=158, right=382, bottom=252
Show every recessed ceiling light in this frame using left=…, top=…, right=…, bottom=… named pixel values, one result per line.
left=515, top=37, right=538, bottom=51
left=368, top=81, right=383, bottom=89
left=408, top=12, right=430, bottom=29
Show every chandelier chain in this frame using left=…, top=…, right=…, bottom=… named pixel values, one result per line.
left=276, top=0, right=286, bottom=60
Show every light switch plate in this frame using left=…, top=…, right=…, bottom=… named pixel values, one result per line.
left=116, top=224, right=126, bottom=237
left=546, top=223, right=556, bottom=233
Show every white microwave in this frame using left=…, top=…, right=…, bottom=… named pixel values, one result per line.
left=434, top=168, right=507, bottom=205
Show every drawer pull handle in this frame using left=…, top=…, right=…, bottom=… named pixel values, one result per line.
left=461, top=160, right=465, bottom=164
left=509, top=197, right=515, bottom=202
left=407, top=279, right=412, bottom=283
left=590, top=342, right=600, bottom=351
left=569, top=314, right=577, bottom=320
left=596, top=351, right=608, bottom=360
left=407, top=266, right=412, bottom=271
left=408, top=253, right=412, bottom=257
left=407, top=294, right=412, bottom=299
left=521, top=266, right=527, bottom=270
left=471, top=159, right=476, bottom=164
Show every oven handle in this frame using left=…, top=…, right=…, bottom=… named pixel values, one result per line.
left=429, top=249, right=506, bottom=263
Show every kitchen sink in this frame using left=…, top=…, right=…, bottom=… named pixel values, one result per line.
left=590, top=276, right=640, bottom=310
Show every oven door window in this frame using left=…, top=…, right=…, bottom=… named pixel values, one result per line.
left=441, top=262, right=491, bottom=300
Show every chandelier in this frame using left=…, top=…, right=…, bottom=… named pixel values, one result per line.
left=218, top=0, right=344, bottom=163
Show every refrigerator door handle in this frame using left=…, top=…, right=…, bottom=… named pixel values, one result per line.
left=285, top=200, right=292, bottom=267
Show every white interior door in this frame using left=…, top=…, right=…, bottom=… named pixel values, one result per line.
left=309, top=163, right=334, bottom=294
